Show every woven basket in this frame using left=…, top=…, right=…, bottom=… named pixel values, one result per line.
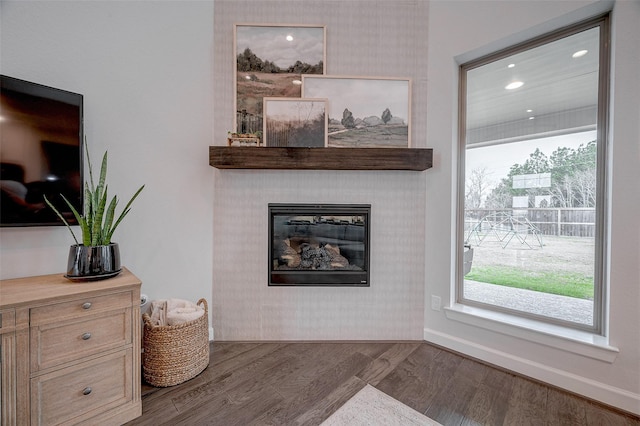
left=142, top=298, right=210, bottom=387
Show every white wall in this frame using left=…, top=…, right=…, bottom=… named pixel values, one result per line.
left=211, top=0, right=428, bottom=340
left=424, top=0, right=640, bottom=415
left=0, top=1, right=214, bottom=308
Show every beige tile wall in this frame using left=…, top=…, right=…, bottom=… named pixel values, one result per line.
left=212, top=0, right=429, bottom=340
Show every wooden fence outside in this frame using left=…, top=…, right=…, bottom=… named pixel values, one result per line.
left=465, top=208, right=596, bottom=237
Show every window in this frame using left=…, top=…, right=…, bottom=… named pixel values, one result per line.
left=458, top=16, right=609, bottom=333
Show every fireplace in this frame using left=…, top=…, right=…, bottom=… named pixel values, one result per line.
left=269, top=204, right=371, bottom=286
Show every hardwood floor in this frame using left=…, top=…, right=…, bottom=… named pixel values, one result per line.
left=125, top=341, right=640, bottom=426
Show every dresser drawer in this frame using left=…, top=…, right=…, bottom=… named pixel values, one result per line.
left=30, top=291, right=132, bottom=326
left=30, top=349, right=132, bottom=426
left=31, top=309, right=132, bottom=372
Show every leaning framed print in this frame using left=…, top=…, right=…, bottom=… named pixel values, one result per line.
left=234, top=24, right=326, bottom=135
left=302, top=75, right=412, bottom=148
left=263, top=97, right=328, bottom=147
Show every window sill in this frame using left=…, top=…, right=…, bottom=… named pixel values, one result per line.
left=444, top=303, right=619, bottom=363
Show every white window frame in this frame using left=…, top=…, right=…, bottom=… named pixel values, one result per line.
left=456, top=15, right=610, bottom=335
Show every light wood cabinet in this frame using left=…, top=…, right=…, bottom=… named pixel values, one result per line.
left=0, top=268, right=142, bottom=425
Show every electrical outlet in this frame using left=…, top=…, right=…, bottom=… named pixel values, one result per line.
left=431, top=295, right=441, bottom=311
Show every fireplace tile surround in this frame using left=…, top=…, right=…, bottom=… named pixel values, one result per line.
left=212, top=0, right=430, bottom=341
left=211, top=170, right=426, bottom=340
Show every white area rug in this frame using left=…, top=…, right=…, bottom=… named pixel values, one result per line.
left=321, top=384, right=441, bottom=425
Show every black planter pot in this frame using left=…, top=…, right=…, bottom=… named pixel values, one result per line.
left=65, top=243, right=122, bottom=281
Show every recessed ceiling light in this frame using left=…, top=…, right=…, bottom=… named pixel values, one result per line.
left=526, top=109, right=533, bottom=113
left=572, top=50, right=588, bottom=58
left=286, top=34, right=294, bottom=42
left=292, top=80, right=302, bottom=85
left=529, top=116, right=535, bottom=120
left=505, top=81, right=524, bottom=90
left=245, top=75, right=251, bottom=80
left=508, top=63, right=515, bottom=68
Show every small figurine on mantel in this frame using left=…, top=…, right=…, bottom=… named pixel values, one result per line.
left=227, top=130, right=262, bottom=146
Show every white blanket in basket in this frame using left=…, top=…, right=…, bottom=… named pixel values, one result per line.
left=148, top=298, right=204, bottom=327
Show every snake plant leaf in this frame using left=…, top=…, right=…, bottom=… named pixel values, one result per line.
left=43, top=195, right=79, bottom=245
left=86, top=144, right=97, bottom=191
left=91, top=185, right=109, bottom=246
left=94, top=152, right=108, bottom=209
left=106, top=184, right=145, bottom=242
left=102, top=195, right=118, bottom=244
left=71, top=187, right=92, bottom=246
left=98, top=151, right=108, bottom=186
left=84, top=182, right=94, bottom=243
left=59, top=193, right=87, bottom=245
left=63, top=194, right=91, bottom=246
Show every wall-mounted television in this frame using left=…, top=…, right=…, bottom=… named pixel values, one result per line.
left=1, top=75, right=84, bottom=227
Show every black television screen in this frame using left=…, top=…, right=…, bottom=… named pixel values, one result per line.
left=0, top=75, right=83, bottom=227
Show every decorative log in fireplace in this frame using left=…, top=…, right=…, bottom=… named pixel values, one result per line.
left=269, top=204, right=371, bottom=286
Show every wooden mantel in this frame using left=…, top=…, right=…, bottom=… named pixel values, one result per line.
left=209, top=146, right=433, bottom=171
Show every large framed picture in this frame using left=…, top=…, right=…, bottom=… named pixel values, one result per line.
left=302, top=75, right=412, bottom=148
left=263, top=97, right=328, bottom=147
left=234, top=24, right=326, bottom=135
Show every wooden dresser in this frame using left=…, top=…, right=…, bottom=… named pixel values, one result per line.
left=0, top=268, right=142, bottom=425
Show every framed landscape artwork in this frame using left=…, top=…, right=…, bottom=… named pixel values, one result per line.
left=234, top=24, right=326, bottom=135
left=263, top=97, right=328, bottom=147
left=302, top=75, right=412, bottom=148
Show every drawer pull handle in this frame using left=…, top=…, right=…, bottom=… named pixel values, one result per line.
left=83, top=387, right=92, bottom=395
left=82, top=332, right=92, bottom=340
left=82, top=302, right=92, bottom=310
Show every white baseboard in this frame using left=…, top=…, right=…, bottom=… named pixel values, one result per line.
left=424, top=327, right=640, bottom=416
left=209, top=326, right=214, bottom=341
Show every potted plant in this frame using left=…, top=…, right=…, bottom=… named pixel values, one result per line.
left=45, top=145, right=144, bottom=280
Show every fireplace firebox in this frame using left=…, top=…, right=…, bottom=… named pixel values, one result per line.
left=269, top=204, right=371, bottom=286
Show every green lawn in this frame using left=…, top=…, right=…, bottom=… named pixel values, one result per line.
left=465, top=266, right=594, bottom=300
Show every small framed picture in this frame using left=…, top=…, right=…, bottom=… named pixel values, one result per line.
left=302, top=75, right=412, bottom=148
left=234, top=24, right=326, bottom=135
left=263, top=97, right=328, bottom=147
